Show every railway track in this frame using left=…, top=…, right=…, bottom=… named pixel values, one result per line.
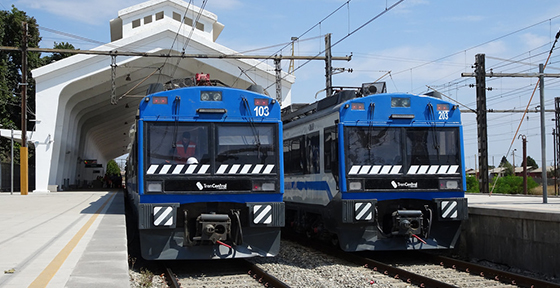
left=274, top=234, right=560, bottom=288
left=161, top=259, right=289, bottom=288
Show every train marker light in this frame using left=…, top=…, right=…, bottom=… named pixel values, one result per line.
left=436, top=103, right=449, bottom=111
left=351, top=102, right=365, bottom=110
left=254, top=98, right=268, bottom=106
left=152, top=96, right=168, bottom=104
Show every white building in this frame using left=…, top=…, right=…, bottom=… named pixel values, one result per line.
left=1, top=0, right=294, bottom=192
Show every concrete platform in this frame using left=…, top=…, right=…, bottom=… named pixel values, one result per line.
left=0, top=191, right=129, bottom=288
left=464, top=193, right=560, bottom=278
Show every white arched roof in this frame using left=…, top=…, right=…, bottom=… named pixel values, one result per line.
left=27, top=0, right=294, bottom=192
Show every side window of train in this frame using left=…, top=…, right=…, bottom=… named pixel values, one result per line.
left=324, top=126, right=338, bottom=173
left=307, top=132, right=320, bottom=174
left=283, top=136, right=306, bottom=174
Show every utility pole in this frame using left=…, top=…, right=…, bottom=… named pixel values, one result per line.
left=520, top=134, right=527, bottom=195
left=555, top=97, right=560, bottom=195
left=474, top=54, right=489, bottom=194
left=325, top=33, right=333, bottom=98
left=274, top=59, right=282, bottom=105
left=553, top=129, right=557, bottom=196
left=539, top=63, right=547, bottom=203
left=462, top=55, right=560, bottom=201
left=20, top=22, right=28, bottom=195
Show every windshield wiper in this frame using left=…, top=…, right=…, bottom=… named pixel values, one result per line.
left=241, top=97, right=262, bottom=158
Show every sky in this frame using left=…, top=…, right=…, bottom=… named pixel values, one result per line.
left=3, top=0, right=560, bottom=169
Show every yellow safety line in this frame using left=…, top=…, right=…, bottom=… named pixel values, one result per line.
left=28, top=192, right=117, bottom=288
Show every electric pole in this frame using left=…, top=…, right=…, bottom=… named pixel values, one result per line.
left=475, top=54, right=489, bottom=194
left=325, top=33, right=333, bottom=98
left=20, top=22, right=28, bottom=195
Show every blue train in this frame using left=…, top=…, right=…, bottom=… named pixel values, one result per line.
left=126, top=74, right=284, bottom=260
left=282, top=83, right=468, bottom=251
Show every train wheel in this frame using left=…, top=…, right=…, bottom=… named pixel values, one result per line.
left=331, top=234, right=339, bottom=246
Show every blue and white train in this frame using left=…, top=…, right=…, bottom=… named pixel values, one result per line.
left=126, top=74, right=284, bottom=260
left=282, top=83, right=468, bottom=251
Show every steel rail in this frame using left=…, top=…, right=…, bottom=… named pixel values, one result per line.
left=163, top=267, right=181, bottom=288
left=425, top=253, right=560, bottom=288
left=243, top=260, right=291, bottom=288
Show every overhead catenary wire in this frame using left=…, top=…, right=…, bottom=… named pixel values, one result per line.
left=488, top=28, right=560, bottom=194
left=264, top=0, right=405, bottom=91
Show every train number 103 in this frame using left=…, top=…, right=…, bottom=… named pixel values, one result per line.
left=438, top=111, right=449, bottom=120
left=254, top=106, right=270, bottom=117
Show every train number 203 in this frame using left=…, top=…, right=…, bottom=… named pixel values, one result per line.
left=438, top=111, right=448, bottom=120
left=254, top=106, right=270, bottom=117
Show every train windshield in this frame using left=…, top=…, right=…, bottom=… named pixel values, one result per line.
left=406, top=128, right=461, bottom=166
left=145, top=122, right=277, bottom=173
left=345, top=127, right=461, bottom=173
left=216, top=124, right=276, bottom=166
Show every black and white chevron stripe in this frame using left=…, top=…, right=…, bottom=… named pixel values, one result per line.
left=348, top=164, right=459, bottom=175
left=354, top=202, right=373, bottom=221
left=153, top=206, right=174, bottom=226
left=441, top=200, right=458, bottom=219
left=216, top=164, right=275, bottom=174
left=147, top=163, right=276, bottom=175
left=146, top=164, right=210, bottom=175
left=252, top=204, right=272, bottom=224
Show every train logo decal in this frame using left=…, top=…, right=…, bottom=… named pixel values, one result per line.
left=153, top=206, right=174, bottom=226
left=354, top=202, right=373, bottom=221
left=441, top=200, right=459, bottom=219
left=196, top=182, right=204, bottom=190
left=253, top=205, right=273, bottom=224
left=216, top=164, right=275, bottom=174
left=391, top=181, right=418, bottom=189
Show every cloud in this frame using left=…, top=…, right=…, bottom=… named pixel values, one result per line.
left=519, top=32, right=549, bottom=51
left=17, top=0, right=137, bottom=25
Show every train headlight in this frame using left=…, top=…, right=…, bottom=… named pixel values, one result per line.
left=212, top=91, right=222, bottom=101
left=200, top=91, right=223, bottom=101
left=147, top=181, right=163, bottom=193
left=439, top=179, right=459, bottom=189
left=201, top=92, right=210, bottom=101
left=348, top=180, right=363, bottom=191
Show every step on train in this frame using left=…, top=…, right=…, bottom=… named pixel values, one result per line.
left=282, top=82, right=468, bottom=251
left=125, top=74, right=284, bottom=260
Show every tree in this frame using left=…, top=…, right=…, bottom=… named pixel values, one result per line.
left=106, top=159, right=121, bottom=175
left=0, top=6, right=41, bottom=164
left=41, top=42, right=76, bottom=65
left=499, top=156, right=514, bottom=176
left=524, top=156, right=538, bottom=169
left=0, top=6, right=75, bottom=164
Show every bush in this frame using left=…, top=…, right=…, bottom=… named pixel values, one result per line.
left=490, top=175, right=539, bottom=194
left=466, top=175, right=479, bottom=192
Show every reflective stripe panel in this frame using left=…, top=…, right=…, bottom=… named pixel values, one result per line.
left=229, top=164, right=240, bottom=174
left=251, top=164, right=264, bottom=174
left=349, top=164, right=460, bottom=175
left=253, top=205, right=272, bottom=224
left=359, top=165, right=371, bottom=174
left=355, top=202, right=373, bottom=221
left=441, top=200, right=458, bottom=219
left=216, top=164, right=228, bottom=174
left=153, top=206, right=174, bottom=226
left=369, top=165, right=382, bottom=174
left=146, top=164, right=277, bottom=175
left=172, top=165, right=184, bottom=174
left=147, top=165, right=158, bottom=174
left=262, top=164, right=275, bottom=174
